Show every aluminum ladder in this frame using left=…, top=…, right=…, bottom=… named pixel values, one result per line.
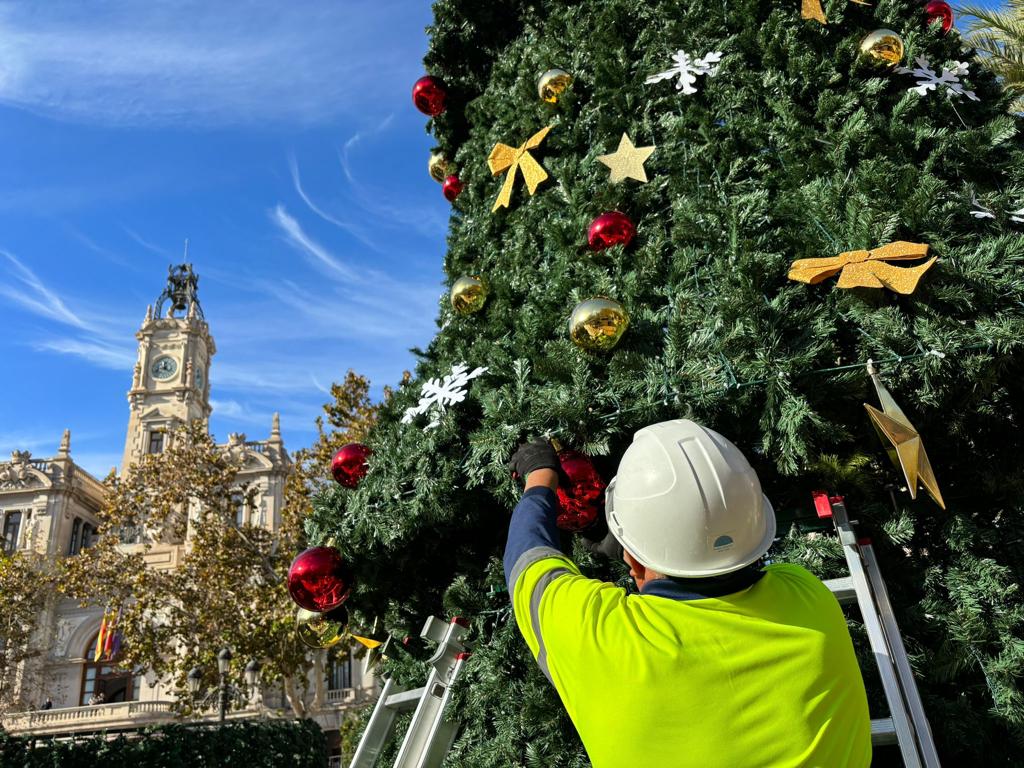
left=814, top=491, right=941, bottom=767
left=349, top=616, right=470, bottom=768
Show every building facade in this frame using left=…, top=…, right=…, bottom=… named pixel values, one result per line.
left=0, top=265, right=374, bottom=746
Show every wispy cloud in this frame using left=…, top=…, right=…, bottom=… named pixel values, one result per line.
left=271, top=205, right=360, bottom=281
left=34, top=338, right=135, bottom=370
left=122, top=226, right=173, bottom=257
left=337, top=125, right=449, bottom=239
left=287, top=153, right=381, bottom=252
left=1, top=248, right=136, bottom=368
left=0, top=250, right=87, bottom=327
left=0, top=0, right=418, bottom=126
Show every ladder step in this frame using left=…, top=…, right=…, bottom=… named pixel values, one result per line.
left=384, top=687, right=426, bottom=711
left=824, top=576, right=857, bottom=605
left=871, top=717, right=898, bottom=746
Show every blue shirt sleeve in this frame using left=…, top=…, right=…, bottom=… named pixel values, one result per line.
left=503, top=486, right=563, bottom=588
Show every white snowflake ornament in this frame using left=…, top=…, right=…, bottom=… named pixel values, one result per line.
left=645, top=50, right=724, bottom=96
left=401, top=363, right=488, bottom=431
left=1008, top=207, right=1024, bottom=224
left=970, top=193, right=996, bottom=220
left=896, top=57, right=980, bottom=102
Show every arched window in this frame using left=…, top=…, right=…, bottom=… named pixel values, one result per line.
left=79, top=632, right=136, bottom=706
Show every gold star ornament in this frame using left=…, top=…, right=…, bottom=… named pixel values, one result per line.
left=802, top=0, right=827, bottom=23
left=864, top=361, right=945, bottom=508
left=597, top=133, right=656, bottom=184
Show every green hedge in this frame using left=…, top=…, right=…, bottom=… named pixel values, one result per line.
left=0, top=719, right=328, bottom=768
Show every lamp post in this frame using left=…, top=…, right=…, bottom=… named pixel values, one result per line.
left=217, top=647, right=232, bottom=725
left=185, top=649, right=260, bottom=725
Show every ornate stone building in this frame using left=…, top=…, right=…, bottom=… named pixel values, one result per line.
left=0, top=265, right=374, bottom=748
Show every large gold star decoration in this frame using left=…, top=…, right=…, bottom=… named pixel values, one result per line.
left=864, top=361, right=945, bottom=509
left=597, top=133, right=656, bottom=184
left=802, top=0, right=827, bottom=23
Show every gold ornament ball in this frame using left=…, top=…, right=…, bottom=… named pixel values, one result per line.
left=428, top=152, right=451, bottom=183
left=858, top=29, right=905, bottom=67
left=295, top=607, right=347, bottom=650
left=568, top=297, right=629, bottom=351
left=537, top=68, right=573, bottom=103
left=450, top=275, right=489, bottom=315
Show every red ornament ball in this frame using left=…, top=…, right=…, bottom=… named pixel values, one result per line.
left=923, top=1, right=953, bottom=34
left=331, top=443, right=371, bottom=489
left=412, top=75, right=447, bottom=117
left=555, top=448, right=607, bottom=531
left=287, top=546, right=353, bottom=613
left=442, top=174, right=464, bottom=202
left=588, top=211, right=636, bottom=251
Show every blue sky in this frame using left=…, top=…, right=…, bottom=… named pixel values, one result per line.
left=0, top=1, right=1008, bottom=478
left=0, top=0, right=447, bottom=477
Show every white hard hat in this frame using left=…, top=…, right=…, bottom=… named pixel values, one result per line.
left=606, top=420, right=776, bottom=578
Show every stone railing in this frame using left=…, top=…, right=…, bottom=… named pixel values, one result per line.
left=1, top=700, right=177, bottom=736
left=3, top=689, right=376, bottom=737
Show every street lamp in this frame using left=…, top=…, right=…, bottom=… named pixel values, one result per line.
left=244, top=659, right=261, bottom=689
left=186, top=649, right=259, bottom=724
left=186, top=666, right=203, bottom=696
left=217, top=647, right=232, bottom=724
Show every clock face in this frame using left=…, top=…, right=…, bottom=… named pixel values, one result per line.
left=194, top=365, right=205, bottom=392
left=150, top=355, right=178, bottom=381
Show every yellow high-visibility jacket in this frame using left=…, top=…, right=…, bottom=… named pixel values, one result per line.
left=504, top=486, right=871, bottom=768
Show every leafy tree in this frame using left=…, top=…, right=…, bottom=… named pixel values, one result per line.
left=284, top=370, right=391, bottom=521
left=56, top=371, right=388, bottom=718
left=60, top=421, right=314, bottom=715
left=961, top=1, right=1024, bottom=113
left=306, top=0, right=1024, bottom=765
left=0, top=551, right=54, bottom=712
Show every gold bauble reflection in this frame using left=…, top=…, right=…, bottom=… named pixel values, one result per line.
left=858, top=29, right=905, bottom=67
left=428, top=152, right=451, bottom=183
left=569, top=297, right=629, bottom=351
left=537, top=68, right=573, bottom=103
left=450, top=275, right=489, bottom=315
left=296, top=606, right=348, bottom=650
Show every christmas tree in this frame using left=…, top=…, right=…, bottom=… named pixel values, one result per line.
left=306, top=0, right=1024, bottom=763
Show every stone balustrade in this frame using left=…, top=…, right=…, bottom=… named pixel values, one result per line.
left=1, top=701, right=178, bottom=736
left=1, top=689, right=374, bottom=738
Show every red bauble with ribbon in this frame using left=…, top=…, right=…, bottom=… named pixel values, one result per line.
left=331, top=443, right=371, bottom=488
left=287, top=546, right=353, bottom=613
left=442, top=174, right=464, bottom=202
left=588, top=211, right=636, bottom=251
left=554, top=446, right=607, bottom=531
left=412, top=75, right=448, bottom=116
left=923, top=1, right=953, bottom=34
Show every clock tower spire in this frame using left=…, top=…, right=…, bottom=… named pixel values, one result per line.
left=122, top=262, right=215, bottom=470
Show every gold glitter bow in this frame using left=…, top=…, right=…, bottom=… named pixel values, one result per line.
left=787, top=241, right=936, bottom=294
left=487, top=125, right=553, bottom=212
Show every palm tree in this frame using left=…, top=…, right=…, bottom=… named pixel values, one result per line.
left=960, top=1, right=1024, bottom=113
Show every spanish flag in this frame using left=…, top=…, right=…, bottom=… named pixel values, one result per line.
left=102, top=607, right=121, bottom=660
left=93, top=609, right=110, bottom=662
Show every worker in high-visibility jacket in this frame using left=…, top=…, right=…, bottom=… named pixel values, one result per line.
left=505, top=419, right=871, bottom=768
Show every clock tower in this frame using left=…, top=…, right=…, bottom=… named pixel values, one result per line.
left=122, top=264, right=215, bottom=470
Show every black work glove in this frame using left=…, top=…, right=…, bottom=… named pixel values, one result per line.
left=579, top=515, right=624, bottom=560
left=508, top=439, right=560, bottom=484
